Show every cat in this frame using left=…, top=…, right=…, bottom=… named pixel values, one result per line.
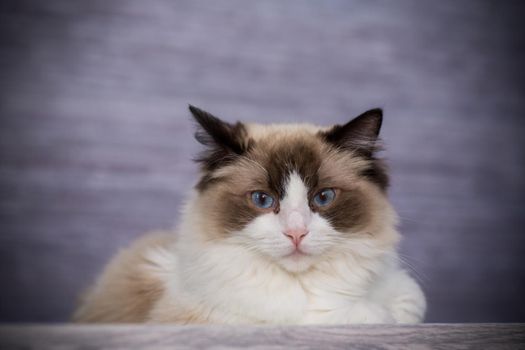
left=73, top=105, right=426, bottom=324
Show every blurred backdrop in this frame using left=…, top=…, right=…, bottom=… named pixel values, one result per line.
left=1, top=0, right=525, bottom=323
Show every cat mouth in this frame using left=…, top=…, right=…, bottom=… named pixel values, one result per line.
left=284, top=249, right=309, bottom=258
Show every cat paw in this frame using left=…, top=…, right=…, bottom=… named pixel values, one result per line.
left=345, top=301, right=395, bottom=324
left=389, top=293, right=426, bottom=323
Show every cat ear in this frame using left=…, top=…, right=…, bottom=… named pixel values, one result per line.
left=189, top=104, right=248, bottom=170
left=322, top=108, right=383, bottom=157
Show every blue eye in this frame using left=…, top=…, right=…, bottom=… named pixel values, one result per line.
left=251, top=191, right=275, bottom=209
left=313, top=188, right=336, bottom=207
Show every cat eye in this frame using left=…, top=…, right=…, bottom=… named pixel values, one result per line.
left=250, top=191, right=276, bottom=209
left=313, top=188, right=336, bottom=207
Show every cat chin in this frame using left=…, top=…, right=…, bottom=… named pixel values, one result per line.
left=277, top=253, right=318, bottom=273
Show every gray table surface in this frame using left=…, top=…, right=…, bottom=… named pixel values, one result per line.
left=1, top=324, right=524, bottom=350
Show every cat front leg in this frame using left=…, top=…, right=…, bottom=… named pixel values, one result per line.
left=302, top=298, right=395, bottom=324
left=331, top=270, right=425, bottom=324
left=380, top=269, right=427, bottom=323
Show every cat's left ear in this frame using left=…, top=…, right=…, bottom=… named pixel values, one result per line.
left=321, top=108, right=383, bottom=157
left=189, top=104, right=249, bottom=170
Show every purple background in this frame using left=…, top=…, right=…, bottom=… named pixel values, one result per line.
left=1, top=0, right=525, bottom=322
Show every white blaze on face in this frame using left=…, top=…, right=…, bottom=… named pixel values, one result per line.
left=279, top=172, right=311, bottom=232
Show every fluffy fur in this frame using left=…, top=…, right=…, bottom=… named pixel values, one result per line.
left=73, top=106, right=426, bottom=324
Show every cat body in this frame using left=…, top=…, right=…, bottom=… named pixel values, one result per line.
left=74, top=106, right=426, bottom=324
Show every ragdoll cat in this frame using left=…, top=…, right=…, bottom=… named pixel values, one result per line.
left=73, top=105, right=426, bottom=324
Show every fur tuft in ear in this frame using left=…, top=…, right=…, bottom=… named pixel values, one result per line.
left=322, top=108, right=383, bottom=158
left=189, top=104, right=250, bottom=172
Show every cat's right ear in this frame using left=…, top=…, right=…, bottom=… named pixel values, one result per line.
left=321, top=108, right=383, bottom=158
left=189, top=104, right=249, bottom=170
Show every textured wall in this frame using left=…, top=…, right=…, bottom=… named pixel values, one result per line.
left=1, top=0, right=524, bottom=322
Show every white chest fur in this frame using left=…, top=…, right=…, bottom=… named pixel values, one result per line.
left=155, top=242, right=408, bottom=324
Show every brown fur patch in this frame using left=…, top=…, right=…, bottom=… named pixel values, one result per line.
left=359, top=159, right=389, bottom=189
left=313, top=187, right=371, bottom=232
left=73, top=232, right=175, bottom=323
left=194, top=155, right=271, bottom=236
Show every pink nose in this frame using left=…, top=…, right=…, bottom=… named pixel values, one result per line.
left=283, top=228, right=309, bottom=246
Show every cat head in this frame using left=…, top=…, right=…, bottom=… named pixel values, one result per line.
left=187, top=105, right=399, bottom=273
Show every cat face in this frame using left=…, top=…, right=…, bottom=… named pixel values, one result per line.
left=189, top=105, right=396, bottom=273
